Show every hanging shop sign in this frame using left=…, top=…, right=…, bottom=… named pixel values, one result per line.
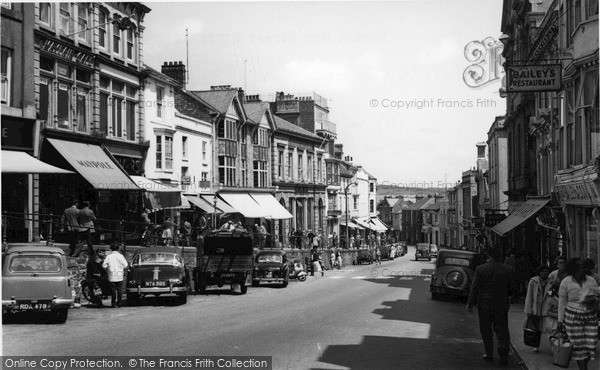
left=485, top=213, right=507, bottom=228
left=506, top=64, right=561, bottom=92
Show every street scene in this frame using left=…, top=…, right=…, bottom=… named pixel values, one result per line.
left=1, top=0, right=599, bottom=369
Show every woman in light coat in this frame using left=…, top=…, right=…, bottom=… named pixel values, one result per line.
left=524, top=265, right=551, bottom=352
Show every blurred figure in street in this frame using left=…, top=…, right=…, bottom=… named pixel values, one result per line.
left=161, top=217, right=174, bottom=246
left=375, top=247, right=382, bottom=265
left=523, top=265, right=551, bottom=352
left=78, top=201, right=96, bottom=256
left=467, top=247, right=513, bottom=367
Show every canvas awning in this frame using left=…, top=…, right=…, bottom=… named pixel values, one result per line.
left=340, top=220, right=364, bottom=229
left=47, top=138, right=138, bottom=189
left=199, top=194, right=237, bottom=214
left=248, top=193, right=293, bottom=219
left=185, top=195, right=216, bottom=213
left=218, top=193, right=265, bottom=218
left=130, top=176, right=182, bottom=211
left=491, top=197, right=551, bottom=236
left=370, top=217, right=389, bottom=232
left=1, top=150, right=73, bottom=174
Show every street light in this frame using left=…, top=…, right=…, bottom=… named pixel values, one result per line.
left=345, top=181, right=358, bottom=249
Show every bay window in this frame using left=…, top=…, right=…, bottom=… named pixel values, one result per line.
left=253, top=161, right=267, bottom=187
left=164, top=136, right=173, bottom=170
left=241, top=158, right=247, bottom=187
left=218, top=119, right=237, bottom=140
left=219, top=156, right=236, bottom=186
left=99, top=76, right=137, bottom=140
left=155, top=135, right=173, bottom=171
left=156, top=136, right=162, bottom=170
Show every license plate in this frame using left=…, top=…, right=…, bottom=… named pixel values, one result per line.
left=18, top=303, right=49, bottom=310
left=219, top=273, right=236, bottom=278
left=145, top=281, right=167, bottom=287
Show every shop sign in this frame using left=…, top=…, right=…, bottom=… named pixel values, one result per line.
left=485, top=213, right=507, bottom=227
left=1, top=119, right=34, bottom=150
left=556, top=183, right=592, bottom=205
left=181, top=176, right=191, bottom=185
left=40, top=38, right=94, bottom=68
left=584, top=181, right=600, bottom=206
left=506, top=64, right=561, bottom=92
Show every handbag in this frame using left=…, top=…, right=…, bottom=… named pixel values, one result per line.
left=523, top=315, right=541, bottom=348
left=549, top=329, right=572, bottom=368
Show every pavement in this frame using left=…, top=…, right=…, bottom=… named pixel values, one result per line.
left=508, top=302, right=599, bottom=370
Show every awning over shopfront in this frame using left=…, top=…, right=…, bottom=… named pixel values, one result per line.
left=371, top=217, right=389, bottom=232
left=130, top=176, right=181, bottom=211
left=354, top=217, right=374, bottom=230
left=185, top=195, right=216, bottom=213
left=340, top=220, right=364, bottom=229
left=47, top=138, right=138, bottom=190
left=1, top=150, right=73, bottom=174
left=218, top=193, right=267, bottom=218
left=491, top=197, right=551, bottom=236
left=248, top=193, right=293, bottom=219
left=199, top=194, right=237, bottom=214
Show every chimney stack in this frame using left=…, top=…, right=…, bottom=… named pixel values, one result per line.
left=161, top=61, right=186, bottom=90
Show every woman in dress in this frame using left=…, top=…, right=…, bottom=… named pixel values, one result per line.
left=524, top=265, right=550, bottom=352
left=558, top=258, right=599, bottom=370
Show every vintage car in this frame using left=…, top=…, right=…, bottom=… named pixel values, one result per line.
left=429, top=244, right=438, bottom=258
left=355, top=249, right=373, bottom=265
left=2, top=245, right=73, bottom=323
left=429, top=249, right=482, bottom=300
left=252, top=249, right=289, bottom=287
left=126, top=247, right=190, bottom=304
left=415, top=243, right=432, bottom=261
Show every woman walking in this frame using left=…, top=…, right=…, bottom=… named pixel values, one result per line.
left=524, top=265, right=551, bottom=352
left=558, top=258, right=599, bottom=370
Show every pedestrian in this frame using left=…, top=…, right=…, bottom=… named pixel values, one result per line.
left=290, top=228, right=296, bottom=248
left=161, top=217, right=174, bottom=246
left=312, top=233, right=320, bottom=249
left=523, top=265, right=551, bottom=352
left=258, top=222, right=269, bottom=248
left=102, top=243, right=128, bottom=308
left=466, top=247, right=513, bottom=367
left=332, top=232, right=337, bottom=248
left=350, top=235, right=355, bottom=249
left=331, top=249, right=336, bottom=269
left=77, top=201, right=96, bottom=257
left=376, top=233, right=381, bottom=248
left=311, top=247, right=323, bottom=276
left=375, top=247, right=382, bottom=265
left=296, top=228, right=303, bottom=249
left=336, top=248, right=342, bottom=269
left=557, top=258, right=599, bottom=370
left=61, top=199, right=81, bottom=257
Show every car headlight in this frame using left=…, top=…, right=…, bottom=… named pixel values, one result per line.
left=169, top=278, right=182, bottom=284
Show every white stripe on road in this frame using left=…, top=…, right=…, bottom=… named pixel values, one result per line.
left=327, top=276, right=344, bottom=279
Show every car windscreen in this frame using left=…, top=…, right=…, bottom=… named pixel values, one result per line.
left=133, top=253, right=182, bottom=266
left=257, top=254, right=282, bottom=263
left=9, top=255, right=62, bottom=272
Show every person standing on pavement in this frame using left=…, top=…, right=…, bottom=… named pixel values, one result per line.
left=375, top=247, right=382, bottom=265
left=524, top=265, right=551, bottom=352
left=557, top=258, right=598, bottom=370
left=61, top=199, right=81, bottom=257
left=467, top=247, right=513, bottom=367
left=77, top=201, right=96, bottom=257
left=102, top=243, right=128, bottom=308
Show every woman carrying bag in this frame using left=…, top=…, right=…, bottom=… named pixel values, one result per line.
left=524, top=265, right=551, bottom=352
left=558, top=258, right=599, bottom=370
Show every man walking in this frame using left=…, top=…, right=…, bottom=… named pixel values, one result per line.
left=102, top=243, right=128, bottom=308
left=61, top=199, right=81, bottom=257
left=466, top=247, right=513, bottom=367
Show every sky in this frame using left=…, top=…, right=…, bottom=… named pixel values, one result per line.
left=143, top=0, right=506, bottom=188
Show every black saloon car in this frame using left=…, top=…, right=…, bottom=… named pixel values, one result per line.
left=252, top=249, right=289, bottom=287
left=415, top=243, right=432, bottom=261
left=429, top=249, right=481, bottom=300
left=126, top=247, right=190, bottom=304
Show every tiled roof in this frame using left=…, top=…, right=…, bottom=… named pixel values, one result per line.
left=386, top=198, right=400, bottom=207
left=406, top=197, right=433, bottom=210
left=422, top=202, right=440, bottom=210
left=273, top=115, right=322, bottom=141
left=243, top=102, right=268, bottom=125
left=191, top=89, right=238, bottom=114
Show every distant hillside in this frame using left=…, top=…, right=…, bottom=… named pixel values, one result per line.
left=377, top=184, right=447, bottom=198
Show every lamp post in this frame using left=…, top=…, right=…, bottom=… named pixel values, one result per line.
left=345, top=182, right=357, bottom=249
left=213, top=195, right=217, bottom=230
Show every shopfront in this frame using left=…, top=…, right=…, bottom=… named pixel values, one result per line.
left=556, top=164, right=600, bottom=268
left=39, top=138, right=140, bottom=245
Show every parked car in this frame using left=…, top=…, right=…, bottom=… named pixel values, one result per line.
left=355, top=249, right=373, bottom=265
left=252, top=249, right=289, bottom=287
left=429, top=249, right=482, bottom=300
left=415, top=243, right=432, bottom=261
left=194, top=230, right=254, bottom=294
left=398, top=242, right=408, bottom=256
left=2, top=245, right=73, bottom=323
left=126, top=247, right=190, bottom=304
left=429, top=244, right=438, bottom=258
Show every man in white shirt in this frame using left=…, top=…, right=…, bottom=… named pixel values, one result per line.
left=102, top=243, right=128, bottom=308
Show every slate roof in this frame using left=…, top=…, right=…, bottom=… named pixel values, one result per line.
left=386, top=198, right=400, bottom=207
left=422, top=202, right=440, bottom=211
left=243, top=101, right=268, bottom=125
left=273, top=115, right=322, bottom=141
left=191, top=89, right=239, bottom=114
left=406, top=197, right=433, bottom=210
left=142, top=64, right=180, bottom=86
